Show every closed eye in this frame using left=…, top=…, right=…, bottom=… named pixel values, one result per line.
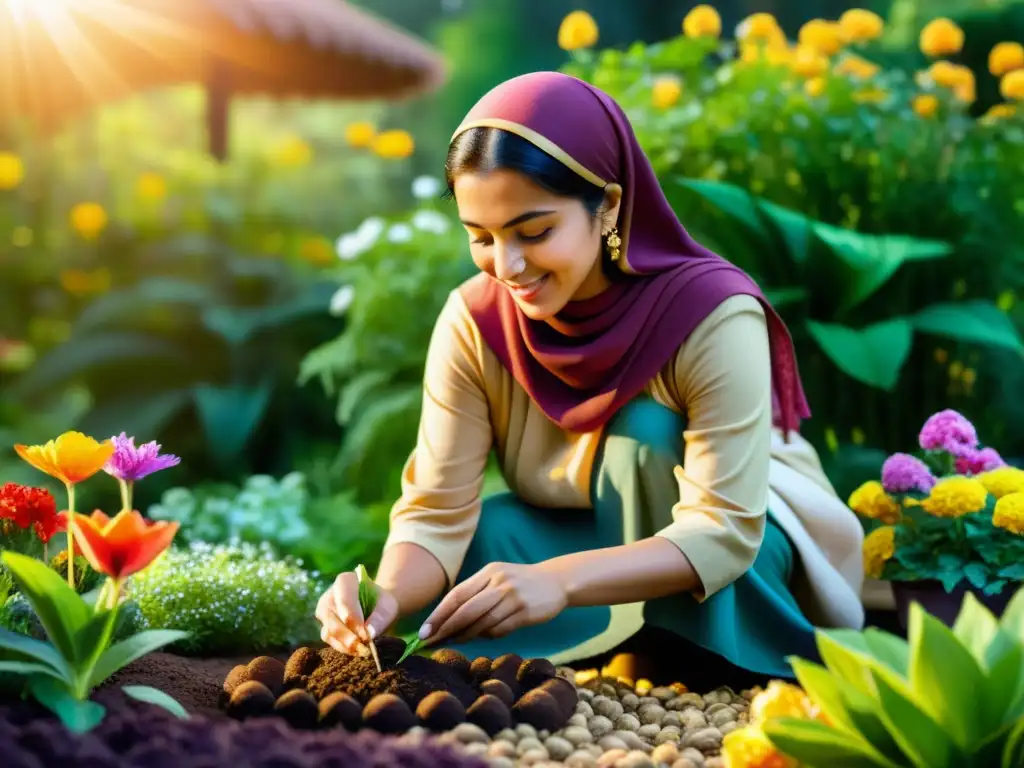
left=519, top=228, right=551, bottom=244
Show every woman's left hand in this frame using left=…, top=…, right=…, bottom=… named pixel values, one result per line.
left=420, top=562, right=568, bottom=645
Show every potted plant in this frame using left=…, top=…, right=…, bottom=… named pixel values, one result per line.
left=849, top=409, right=1024, bottom=629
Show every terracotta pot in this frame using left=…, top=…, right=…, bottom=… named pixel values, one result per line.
left=892, top=580, right=1020, bottom=631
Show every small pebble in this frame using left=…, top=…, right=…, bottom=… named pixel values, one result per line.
left=621, top=693, right=639, bottom=711
left=651, top=742, right=680, bottom=764
left=680, top=747, right=706, bottom=765
left=719, top=720, right=740, bottom=735
left=703, top=689, right=733, bottom=706
left=637, top=724, right=661, bottom=742
left=488, top=740, right=517, bottom=758
left=600, top=683, right=619, bottom=697
left=453, top=722, right=490, bottom=744
left=655, top=726, right=681, bottom=745
left=709, top=708, right=737, bottom=727
left=742, top=688, right=760, bottom=702
left=588, top=714, right=614, bottom=737
left=615, top=713, right=641, bottom=732
left=638, top=704, right=666, bottom=726
left=495, top=727, right=519, bottom=743
left=671, top=760, right=701, bottom=768
left=667, top=693, right=705, bottom=711
left=704, top=703, right=731, bottom=717
left=614, top=730, right=648, bottom=751
left=462, top=742, right=489, bottom=757
left=677, top=709, right=709, bottom=730
left=593, top=696, right=625, bottom=720
left=517, top=723, right=539, bottom=739
left=598, top=735, right=629, bottom=751
left=650, top=687, right=677, bottom=702
left=488, top=758, right=514, bottom=768
left=585, top=743, right=604, bottom=758
left=638, top=696, right=660, bottom=710
left=519, top=748, right=551, bottom=766
left=539, top=730, right=550, bottom=740
left=566, top=751, right=598, bottom=768
left=683, top=727, right=722, bottom=752
left=704, top=758, right=725, bottom=768
left=517, top=737, right=545, bottom=756
left=578, top=688, right=595, bottom=703
left=616, top=749, right=654, bottom=768
left=545, top=735, right=575, bottom=760
left=576, top=700, right=595, bottom=718
left=597, top=749, right=628, bottom=767
left=569, top=713, right=589, bottom=728
left=661, top=712, right=683, bottom=729
left=562, top=725, right=595, bottom=746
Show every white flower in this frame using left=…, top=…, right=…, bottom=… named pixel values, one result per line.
left=412, top=209, right=451, bottom=234
left=330, top=284, right=355, bottom=316
left=411, top=175, right=443, bottom=199
left=387, top=223, right=414, bottom=243
left=335, top=216, right=385, bottom=261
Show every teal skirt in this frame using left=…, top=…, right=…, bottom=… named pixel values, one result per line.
left=403, top=398, right=817, bottom=682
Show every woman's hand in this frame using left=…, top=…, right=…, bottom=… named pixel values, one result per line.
left=316, top=570, right=399, bottom=655
left=420, top=562, right=568, bottom=645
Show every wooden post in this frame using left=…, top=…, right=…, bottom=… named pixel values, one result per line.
left=206, top=56, right=231, bottom=161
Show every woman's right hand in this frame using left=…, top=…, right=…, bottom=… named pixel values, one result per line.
left=315, top=570, right=400, bottom=655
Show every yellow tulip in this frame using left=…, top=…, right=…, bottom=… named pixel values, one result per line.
left=920, top=18, right=964, bottom=57
left=989, top=42, right=1024, bottom=77
left=682, top=5, right=721, bottom=39
left=0, top=151, right=24, bottom=190
left=651, top=76, right=683, bottom=109
left=1001, top=69, right=1024, bottom=101
left=371, top=129, right=415, bottom=159
left=558, top=10, right=599, bottom=51
left=344, top=121, right=376, bottom=148
left=838, top=8, right=884, bottom=43
left=69, top=202, right=109, bottom=240
left=798, top=19, right=844, bottom=56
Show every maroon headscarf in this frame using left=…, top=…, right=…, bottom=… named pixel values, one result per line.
left=453, top=71, right=810, bottom=437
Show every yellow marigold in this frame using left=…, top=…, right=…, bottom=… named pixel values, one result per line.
left=722, top=724, right=796, bottom=768
left=839, top=8, right=884, bottom=43
left=0, top=151, right=25, bottom=190
left=927, top=60, right=971, bottom=88
left=750, top=680, right=819, bottom=724
left=913, top=93, right=940, bottom=118
left=683, top=5, right=721, bottom=39
left=863, top=526, right=895, bottom=579
left=558, top=10, right=599, bottom=51
left=920, top=18, right=965, bottom=58
left=804, top=77, right=827, bottom=97
left=652, top=76, right=683, bottom=109
left=955, top=76, right=976, bottom=105
left=993, top=492, right=1024, bottom=535
left=344, top=121, right=376, bottom=148
left=69, top=202, right=109, bottom=240
left=371, top=129, right=415, bottom=160
left=738, top=13, right=781, bottom=43
left=920, top=476, right=989, bottom=518
left=977, top=467, right=1024, bottom=499
left=848, top=480, right=901, bottom=523
left=990, top=41, right=1024, bottom=77
left=835, top=53, right=879, bottom=79
left=791, top=45, right=829, bottom=78
left=1001, top=70, right=1024, bottom=101
left=765, top=43, right=795, bottom=67
left=798, top=19, right=844, bottom=56
left=136, top=172, right=167, bottom=201
left=983, top=103, right=1017, bottom=123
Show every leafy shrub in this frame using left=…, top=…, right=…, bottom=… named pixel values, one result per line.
left=129, top=541, right=324, bottom=656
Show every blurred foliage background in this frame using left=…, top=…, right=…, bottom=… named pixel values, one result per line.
left=1, top=0, right=1023, bottom=580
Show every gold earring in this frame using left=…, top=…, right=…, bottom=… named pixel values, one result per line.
left=605, top=227, right=621, bottom=262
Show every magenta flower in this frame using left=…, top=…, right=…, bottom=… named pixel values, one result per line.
left=881, top=452, right=937, bottom=494
left=956, top=446, right=1006, bottom=476
left=103, top=433, right=180, bottom=483
left=918, top=409, right=978, bottom=457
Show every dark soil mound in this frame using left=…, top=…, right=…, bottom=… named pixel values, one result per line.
left=0, top=689, right=487, bottom=768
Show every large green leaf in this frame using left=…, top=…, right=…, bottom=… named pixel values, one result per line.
left=763, top=287, right=808, bottom=309
left=0, top=660, right=69, bottom=683
left=789, top=658, right=857, bottom=733
left=675, top=178, right=768, bottom=236
left=121, top=685, right=188, bottom=718
left=861, top=628, right=910, bottom=676
left=1003, top=716, right=1024, bottom=768
left=911, top=301, right=1024, bottom=353
left=73, top=278, right=215, bottom=335
left=953, top=592, right=1016, bottom=671
left=192, top=380, right=273, bottom=464
left=988, top=643, right=1024, bottom=726
left=76, top=389, right=192, bottom=448
left=87, top=630, right=190, bottom=689
left=1, top=552, right=90, bottom=665
left=28, top=676, right=105, bottom=733
left=811, top=224, right=952, bottom=313
left=907, top=602, right=987, bottom=749
left=1003, top=588, right=1024, bottom=645
left=762, top=717, right=900, bottom=767
left=202, top=282, right=337, bottom=346
left=869, top=665, right=965, bottom=768
left=806, top=318, right=914, bottom=390
left=757, top=199, right=813, bottom=264
left=0, top=627, right=71, bottom=680
left=816, top=631, right=875, bottom=695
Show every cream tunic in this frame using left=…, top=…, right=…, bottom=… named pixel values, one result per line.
left=384, top=291, right=865, bottom=629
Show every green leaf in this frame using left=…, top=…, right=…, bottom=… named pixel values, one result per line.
left=0, top=660, right=70, bottom=682
left=1001, top=588, right=1024, bottom=645
left=953, top=592, right=1015, bottom=671
left=815, top=631, right=874, bottom=695
left=912, top=301, right=1024, bottom=353
left=861, top=628, right=910, bottom=676
left=676, top=179, right=768, bottom=236
left=1, top=552, right=90, bottom=666
left=28, top=676, right=106, bottom=733
left=907, top=602, right=987, bottom=749
left=396, top=633, right=426, bottom=666
left=121, top=684, right=188, bottom=718
left=965, top=563, right=990, bottom=590
left=764, top=287, right=809, bottom=308
left=1002, top=716, right=1024, bottom=768
left=337, top=371, right=392, bottom=426
left=806, top=319, right=913, bottom=391
left=762, top=717, right=900, bottom=767
left=192, top=380, right=273, bottom=465
left=87, top=630, right=190, bottom=689
left=757, top=199, right=812, bottom=263
left=355, top=564, right=378, bottom=618
left=0, top=627, right=72, bottom=680
left=868, top=665, right=965, bottom=768
left=73, top=609, right=118, bottom=676
left=789, top=658, right=855, bottom=732
left=987, top=642, right=1024, bottom=726
left=811, top=224, right=952, bottom=313
left=73, top=278, right=215, bottom=336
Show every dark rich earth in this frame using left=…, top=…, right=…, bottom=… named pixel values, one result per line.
left=222, top=636, right=579, bottom=736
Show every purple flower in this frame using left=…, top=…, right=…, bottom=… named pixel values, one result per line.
left=881, top=452, right=937, bottom=494
left=103, top=433, right=180, bottom=483
left=918, top=409, right=978, bottom=457
left=956, top=446, right=1006, bottom=476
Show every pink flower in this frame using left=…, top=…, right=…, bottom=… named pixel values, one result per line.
left=918, top=409, right=978, bottom=458
left=882, top=453, right=937, bottom=493
left=956, top=447, right=1006, bottom=475
left=103, top=433, right=180, bottom=483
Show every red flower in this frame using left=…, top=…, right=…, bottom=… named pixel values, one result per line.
left=71, top=509, right=178, bottom=581
left=0, top=483, right=65, bottom=543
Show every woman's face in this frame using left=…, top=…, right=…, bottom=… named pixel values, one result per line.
left=453, top=168, right=622, bottom=321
